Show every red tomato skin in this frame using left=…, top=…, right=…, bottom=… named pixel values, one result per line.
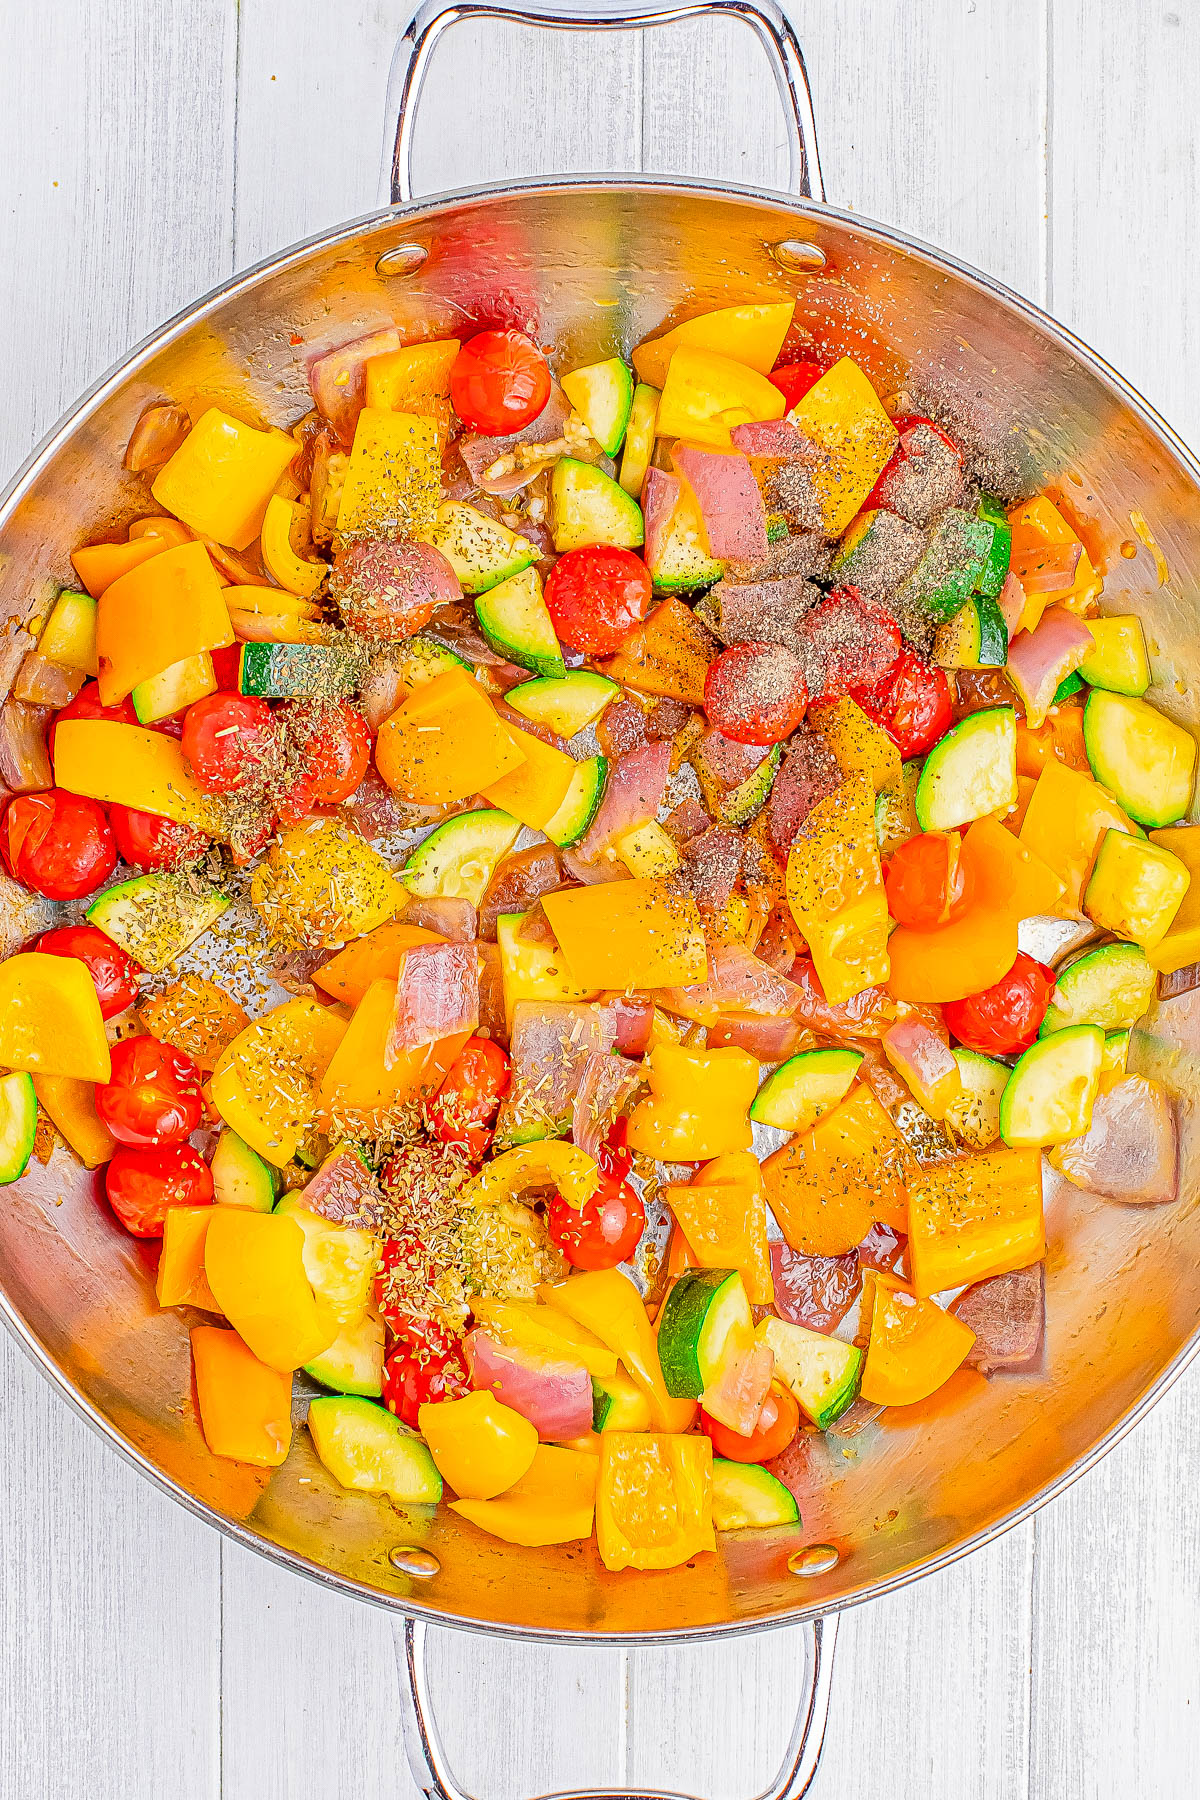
left=427, top=1037, right=511, bottom=1159
left=276, top=703, right=372, bottom=828
left=769, top=361, right=824, bottom=409
left=104, top=1143, right=213, bottom=1237
left=109, top=803, right=208, bottom=871
left=94, top=1036, right=204, bottom=1147
left=594, top=1115, right=632, bottom=1185
left=884, top=831, right=972, bottom=929
left=35, top=924, right=143, bottom=1019
left=861, top=414, right=964, bottom=513
left=943, top=953, right=1055, bottom=1055
left=2, top=791, right=117, bottom=901
left=701, top=1384, right=800, bottom=1462
left=449, top=330, right=551, bottom=435
left=381, top=1340, right=471, bottom=1429
left=805, top=588, right=902, bottom=701
left=181, top=693, right=274, bottom=794
left=546, top=1179, right=646, bottom=1271
left=703, top=641, right=809, bottom=745
left=47, top=680, right=137, bottom=758
left=853, top=646, right=952, bottom=759
left=544, top=547, right=653, bottom=654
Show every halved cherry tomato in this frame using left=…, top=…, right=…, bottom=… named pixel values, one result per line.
left=546, top=1179, right=646, bottom=1271
left=853, top=645, right=952, bottom=758
left=381, top=1334, right=471, bottom=1429
left=95, top=1035, right=204, bottom=1147
left=701, top=1383, right=800, bottom=1463
left=884, top=831, right=973, bottom=929
left=768, top=360, right=824, bottom=410
left=2, top=791, right=116, bottom=900
left=703, top=641, right=809, bottom=745
left=805, top=587, right=902, bottom=700
left=35, top=923, right=143, bottom=1018
left=109, top=803, right=209, bottom=871
left=943, top=952, right=1055, bottom=1056
left=181, top=692, right=274, bottom=793
left=104, top=1143, right=213, bottom=1238
left=426, top=1036, right=511, bottom=1159
left=544, top=546, right=653, bottom=655
left=275, top=702, right=372, bottom=826
left=47, top=679, right=136, bottom=758
left=449, top=329, right=551, bottom=435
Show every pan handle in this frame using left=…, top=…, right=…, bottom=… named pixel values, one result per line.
left=380, top=0, right=825, bottom=206
left=398, top=1613, right=839, bottom=1800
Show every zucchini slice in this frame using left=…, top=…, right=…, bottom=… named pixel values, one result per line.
left=550, top=458, right=644, bottom=552
left=505, top=671, right=619, bottom=738
left=933, top=592, right=1008, bottom=669
left=474, top=565, right=565, bottom=677
left=914, top=706, right=1017, bottom=832
left=712, top=1459, right=801, bottom=1531
left=304, top=1310, right=385, bottom=1398
left=561, top=357, right=635, bottom=456
left=974, top=493, right=1012, bottom=600
left=591, top=1368, right=653, bottom=1433
left=1079, top=616, right=1150, bottom=696
left=274, top=1193, right=378, bottom=1324
left=425, top=501, right=537, bottom=595
left=998, top=1024, right=1104, bottom=1147
left=402, top=808, right=522, bottom=907
left=751, top=1047, right=862, bottom=1131
left=657, top=1269, right=753, bottom=1399
left=755, top=1316, right=862, bottom=1430
left=307, top=1395, right=442, bottom=1503
left=86, top=873, right=230, bottom=974
left=1084, top=829, right=1191, bottom=948
left=211, top=1129, right=280, bottom=1212
left=618, top=383, right=660, bottom=498
left=542, top=754, right=607, bottom=848
left=645, top=478, right=723, bottom=593
left=1103, top=1029, right=1131, bottom=1073
left=0, top=1071, right=37, bottom=1185
left=132, top=651, right=216, bottom=724
left=1082, top=689, right=1196, bottom=829
left=943, top=1049, right=1009, bottom=1149
left=1040, top=942, right=1157, bottom=1035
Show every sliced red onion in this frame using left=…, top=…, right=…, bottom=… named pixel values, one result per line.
left=1053, top=1074, right=1178, bottom=1204
left=997, top=570, right=1027, bottom=636
left=771, top=1242, right=861, bottom=1333
left=12, top=653, right=85, bottom=710
left=1013, top=539, right=1082, bottom=594
left=301, top=1145, right=385, bottom=1230
left=700, top=1340, right=774, bottom=1435
left=952, top=1263, right=1044, bottom=1373
left=641, top=466, right=681, bottom=571
left=403, top=895, right=478, bottom=941
left=1005, top=604, right=1092, bottom=728
left=706, top=1012, right=809, bottom=1061
left=308, top=327, right=403, bottom=443
left=660, top=941, right=802, bottom=1026
left=672, top=444, right=768, bottom=562
left=386, top=941, right=479, bottom=1064
left=496, top=1000, right=614, bottom=1140
left=465, top=1329, right=593, bottom=1441
left=576, top=739, right=671, bottom=863
left=0, top=701, right=52, bottom=793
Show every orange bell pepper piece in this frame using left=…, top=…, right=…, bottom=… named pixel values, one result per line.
left=961, top=815, right=1065, bottom=919
left=203, top=1209, right=338, bottom=1372
left=1007, top=496, right=1101, bottom=631
left=0, top=953, right=110, bottom=1082
left=127, top=515, right=195, bottom=547
left=375, top=668, right=526, bottom=805
left=53, top=719, right=219, bottom=832
left=139, top=972, right=250, bottom=1072
left=481, top=730, right=579, bottom=831
left=1018, top=761, right=1141, bottom=914
left=541, top=1268, right=695, bottom=1432
left=418, top=1391, right=538, bottom=1500
left=315, top=976, right=466, bottom=1136
left=1015, top=706, right=1089, bottom=778
left=595, top=1431, right=714, bottom=1572
left=156, top=1205, right=219, bottom=1309
left=786, top=775, right=890, bottom=1005
left=95, top=539, right=234, bottom=705
left=907, top=1147, right=1044, bottom=1299
left=605, top=596, right=715, bottom=704
left=762, top=1083, right=912, bottom=1256
left=887, top=903, right=1017, bottom=1004
left=449, top=1444, right=599, bottom=1546
left=661, top=1152, right=773, bottom=1304
left=860, top=1273, right=976, bottom=1406
left=191, top=1326, right=294, bottom=1466
left=542, top=880, right=708, bottom=990
left=151, top=407, right=298, bottom=550
left=70, top=534, right=169, bottom=598
left=312, top=921, right=446, bottom=1005
left=626, top=1041, right=758, bottom=1161
left=32, top=1074, right=116, bottom=1167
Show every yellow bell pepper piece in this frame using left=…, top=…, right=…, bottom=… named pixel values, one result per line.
left=859, top=1273, right=976, bottom=1407
left=94, top=539, right=234, bottom=705
left=495, top=912, right=600, bottom=1031
left=1007, top=496, right=1101, bottom=632
left=627, top=1042, right=758, bottom=1162
left=541, top=879, right=707, bottom=990
left=204, top=1208, right=339, bottom=1371
left=1147, top=826, right=1200, bottom=972
left=259, top=495, right=327, bottom=598
left=210, top=997, right=347, bottom=1166
left=71, top=535, right=170, bottom=598
left=480, top=730, right=578, bottom=831
left=466, top=1140, right=600, bottom=1212
left=786, top=774, right=889, bottom=1004
left=810, top=695, right=903, bottom=804
left=655, top=345, right=785, bottom=451
left=52, top=719, right=219, bottom=832
left=376, top=668, right=527, bottom=805
left=364, top=339, right=460, bottom=439
left=32, top=1074, right=116, bottom=1167
left=633, top=301, right=795, bottom=388
left=250, top=819, right=408, bottom=950
left=450, top=1444, right=599, bottom=1546
left=661, top=1152, right=774, bottom=1305
left=156, top=1205, right=220, bottom=1310
left=595, top=1431, right=715, bottom=1572
left=418, top=1391, right=538, bottom=1499
left=0, top=953, right=110, bottom=1082
left=906, top=1148, right=1044, bottom=1299
left=612, top=818, right=681, bottom=878
left=152, top=407, right=297, bottom=550
left=540, top=1269, right=694, bottom=1433
left=786, top=357, right=899, bottom=536
left=1084, top=829, right=1190, bottom=948
left=470, top=1300, right=619, bottom=1380
left=336, top=408, right=440, bottom=539
left=1018, top=761, right=1141, bottom=914
left=191, top=1325, right=294, bottom=1467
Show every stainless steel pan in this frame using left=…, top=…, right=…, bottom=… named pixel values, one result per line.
left=3, top=3, right=1199, bottom=1793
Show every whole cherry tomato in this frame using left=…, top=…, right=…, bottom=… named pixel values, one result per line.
left=884, top=831, right=973, bottom=929
left=35, top=923, right=143, bottom=1018
left=546, top=1179, right=646, bottom=1271
left=109, top=803, right=209, bottom=871
left=704, top=641, right=809, bottom=745
left=47, top=680, right=136, bottom=758
left=544, top=546, right=653, bottom=654
left=2, top=790, right=116, bottom=900
left=769, top=360, right=824, bottom=409
left=701, top=1383, right=800, bottom=1463
left=181, top=692, right=274, bottom=793
left=104, top=1143, right=213, bottom=1238
left=426, top=1036, right=511, bottom=1159
left=853, top=645, right=952, bottom=759
left=381, top=1337, right=471, bottom=1429
left=943, top=952, right=1055, bottom=1056
left=275, top=702, right=373, bottom=826
left=95, top=1035, right=204, bottom=1147
left=863, top=413, right=964, bottom=514
left=805, top=587, right=902, bottom=700
left=449, top=329, right=551, bottom=435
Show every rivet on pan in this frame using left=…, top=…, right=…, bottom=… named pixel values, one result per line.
left=788, top=1544, right=839, bottom=1577
left=389, top=1546, right=441, bottom=1578
left=376, top=243, right=428, bottom=278
left=771, top=240, right=826, bottom=273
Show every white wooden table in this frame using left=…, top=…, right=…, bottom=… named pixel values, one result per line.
left=1, top=3, right=1198, bottom=1795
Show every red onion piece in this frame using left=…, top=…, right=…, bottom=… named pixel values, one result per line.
left=1013, top=539, right=1082, bottom=594
left=308, top=327, right=403, bottom=443
left=1005, top=604, right=1092, bottom=728
left=1052, top=1074, right=1178, bottom=1204
left=672, top=444, right=768, bottom=562
left=465, top=1329, right=593, bottom=1440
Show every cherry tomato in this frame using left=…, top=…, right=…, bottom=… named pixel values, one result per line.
left=703, top=641, right=809, bottom=745
left=35, top=923, right=143, bottom=1019
left=943, top=952, right=1056, bottom=1056
left=275, top=702, right=372, bottom=826
left=47, top=680, right=136, bottom=758
left=449, top=329, right=551, bottom=435
left=769, top=360, right=824, bottom=409
left=95, top=1035, right=204, bottom=1147
left=701, top=1383, right=800, bottom=1463
left=853, top=645, right=952, bottom=759
left=544, top=547, right=653, bottom=655
left=104, top=1143, right=213, bottom=1238
left=1, top=790, right=116, bottom=900
left=594, top=1115, right=632, bottom=1185
left=181, top=692, right=274, bottom=793
left=884, top=831, right=973, bottom=929
left=426, top=1036, right=511, bottom=1159
left=381, top=1337, right=471, bottom=1429
left=804, top=587, right=902, bottom=700
left=546, top=1179, right=646, bottom=1271
left=109, top=803, right=209, bottom=871
left=862, top=414, right=964, bottom=513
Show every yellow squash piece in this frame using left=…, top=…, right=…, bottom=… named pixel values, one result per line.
left=32, top=1074, right=116, bottom=1167
left=95, top=539, right=234, bottom=705
left=786, top=774, right=889, bottom=1004
left=376, top=668, right=527, bottom=805
left=541, top=879, right=707, bottom=989
left=786, top=357, right=899, bottom=536
left=655, top=345, right=786, bottom=451
left=53, top=719, right=218, bottom=832
left=204, top=1208, right=339, bottom=1371
left=1018, top=761, right=1142, bottom=914
left=480, top=730, right=579, bottom=831
left=906, top=1148, right=1044, bottom=1299
left=152, top=407, right=298, bottom=550
left=418, top=1391, right=538, bottom=1499
left=633, top=302, right=795, bottom=388
left=210, top=997, right=347, bottom=1166
left=1147, top=826, right=1200, bottom=972
left=250, top=819, right=408, bottom=950
left=0, top=953, right=110, bottom=1082
left=661, top=1152, right=774, bottom=1304
left=259, top=495, right=328, bottom=598
left=336, top=408, right=440, bottom=539
left=627, top=1042, right=759, bottom=1162
left=595, top=1432, right=715, bottom=1572
left=1084, top=829, right=1190, bottom=948
left=191, top=1326, right=294, bottom=1467
left=540, top=1268, right=695, bottom=1433
left=156, top=1205, right=219, bottom=1310
left=450, top=1444, right=599, bottom=1546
